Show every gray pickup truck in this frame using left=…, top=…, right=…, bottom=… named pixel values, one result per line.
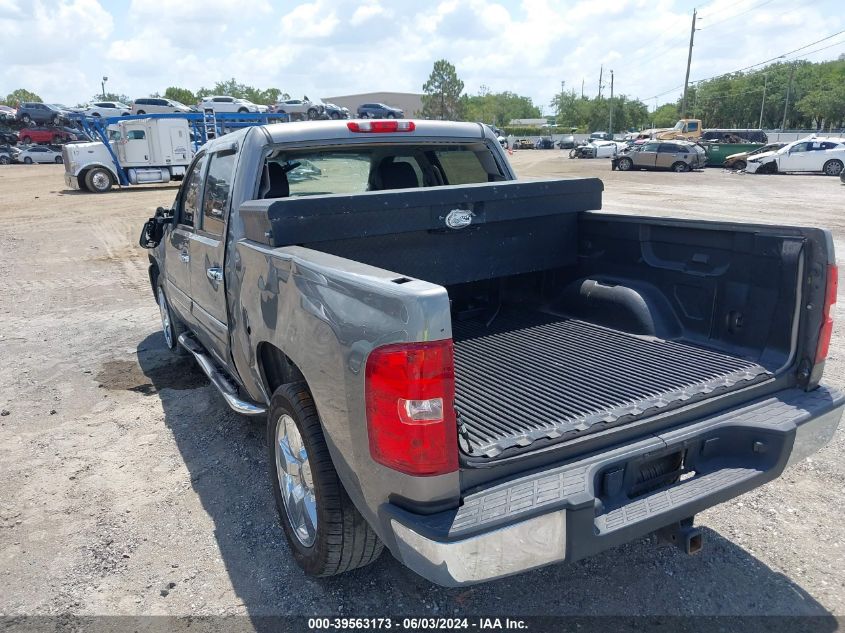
left=140, top=119, right=843, bottom=587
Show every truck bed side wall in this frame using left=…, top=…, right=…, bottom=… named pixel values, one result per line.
left=231, top=241, right=461, bottom=539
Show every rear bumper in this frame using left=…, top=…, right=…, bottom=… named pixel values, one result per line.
left=383, top=386, right=843, bottom=587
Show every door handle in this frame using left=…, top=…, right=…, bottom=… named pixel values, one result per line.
left=180, top=250, right=190, bottom=263
left=207, top=267, right=223, bottom=282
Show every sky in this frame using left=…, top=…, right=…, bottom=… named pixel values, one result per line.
left=1, top=0, right=843, bottom=112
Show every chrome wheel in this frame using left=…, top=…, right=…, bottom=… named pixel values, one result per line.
left=275, top=413, right=317, bottom=547
left=90, top=170, right=111, bottom=191
left=158, top=287, right=173, bottom=348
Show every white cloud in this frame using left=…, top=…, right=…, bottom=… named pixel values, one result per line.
left=281, top=1, right=339, bottom=39
left=350, top=1, right=384, bottom=26
left=0, top=0, right=114, bottom=102
left=2, top=0, right=843, bottom=114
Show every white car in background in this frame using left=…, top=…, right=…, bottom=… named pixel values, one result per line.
left=273, top=98, right=323, bottom=119
left=199, top=96, right=267, bottom=114
left=745, top=137, right=845, bottom=176
left=18, top=145, right=63, bottom=164
left=83, top=101, right=131, bottom=118
left=587, top=140, right=627, bottom=158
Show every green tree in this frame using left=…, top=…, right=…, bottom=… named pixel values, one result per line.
left=651, top=103, right=681, bottom=128
left=464, top=89, right=541, bottom=126
left=197, top=79, right=287, bottom=105
left=421, top=59, right=465, bottom=120
left=164, top=87, right=197, bottom=106
left=550, top=85, right=650, bottom=132
left=672, top=58, right=845, bottom=129
left=92, top=92, right=132, bottom=104
left=797, top=87, right=845, bottom=130
left=3, top=88, right=42, bottom=106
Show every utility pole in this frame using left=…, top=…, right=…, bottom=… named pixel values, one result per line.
left=608, top=70, right=614, bottom=135
left=692, top=85, right=698, bottom=118
left=581, top=78, right=584, bottom=99
left=781, top=63, right=795, bottom=131
left=597, top=65, right=603, bottom=99
left=758, top=73, right=768, bottom=129
left=681, top=8, right=697, bottom=118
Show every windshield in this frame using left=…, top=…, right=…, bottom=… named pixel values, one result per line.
left=168, top=100, right=186, bottom=107
left=673, top=121, right=685, bottom=130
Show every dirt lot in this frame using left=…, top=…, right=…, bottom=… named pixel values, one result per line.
left=1, top=155, right=844, bottom=622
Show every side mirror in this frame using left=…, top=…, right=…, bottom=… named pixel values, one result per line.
left=139, top=206, right=174, bottom=249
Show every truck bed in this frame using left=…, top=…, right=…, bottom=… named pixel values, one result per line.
left=452, top=309, right=772, bottom=458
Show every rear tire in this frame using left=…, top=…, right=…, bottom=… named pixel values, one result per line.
left=823, top=159, right=843, bottom=177
left=54, top=156, right=62, bottom=164
left=307, top=108, right=318, bottom=120
left=386, top=112, right=396, bottom=119
left=268, top=383, right=383, bottom=577
left=238, top=107, right=248, bottom=113
left=617, top=157, right=633, bottom=171
left=84, top=167, right=113, bottom=193
left=672, top=161, right=690, bottom=172
left=0, top=156, right=9, bottom=165
left=23, top=157, right=33, bottom=164
left=330, top=112, right=340, bottom=120
left=136, top=110, right=146, bottom=115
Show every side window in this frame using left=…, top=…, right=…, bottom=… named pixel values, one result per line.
left=435, top=150, right=489, bottom=185
left=126, top=130, right=145, bottom=140
left=201, top=150, right=237, bottom=236
left=791, top=142, right=809, bottom=153
left=642, top=143, right=660, bottom=152
left=180, top=154, right=208, bottom=227
left=658, top=144, right=677, bottom=153
left=686, top=121, right=698, bottom=132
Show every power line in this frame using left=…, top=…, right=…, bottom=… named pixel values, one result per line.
left=785, top=38, right=845, bottom=60
left=641, top=28, right=845, bottom=102
left=698, top=0, right=779, bottom=30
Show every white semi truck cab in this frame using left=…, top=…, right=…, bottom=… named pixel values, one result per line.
left=63, top=118, right=194, bottom=193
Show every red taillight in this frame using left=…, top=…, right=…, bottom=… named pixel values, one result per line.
left=816, top=264, right=838, bottom=363
left=365, top=340, right=458, bottom=476
left=347, top=120, right=415, bottom=133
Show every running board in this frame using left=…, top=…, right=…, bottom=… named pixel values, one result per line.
left=178, top=333, right=267, bottom=416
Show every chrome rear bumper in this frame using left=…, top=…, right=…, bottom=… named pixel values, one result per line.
left=384, top=386, right=843, bottom=587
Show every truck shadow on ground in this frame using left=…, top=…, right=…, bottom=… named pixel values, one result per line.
left=60, top=185, right=179, bottom=196
left=135, top=332, right=837, bottom=625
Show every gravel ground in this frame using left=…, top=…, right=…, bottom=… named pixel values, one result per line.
left=0, top=157, right=843, bottom=623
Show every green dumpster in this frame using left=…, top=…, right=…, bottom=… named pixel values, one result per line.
left=701, top=142, right=764, bottom=167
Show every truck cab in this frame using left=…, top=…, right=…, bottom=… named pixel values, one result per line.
left=63, top=117, right=193, bottom=193
left=655, top=119, right=702, bottom=140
